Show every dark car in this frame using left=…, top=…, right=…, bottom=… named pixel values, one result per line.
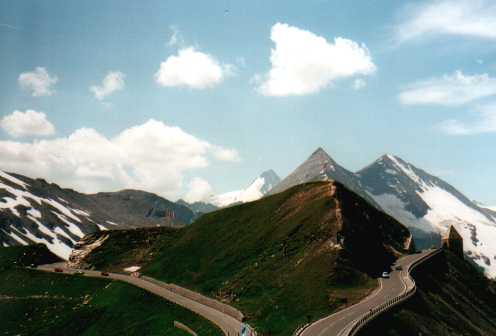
left=101, top=272, right=110, bottom=276
left=395, top=265, right=403, bottom=271
left=54, top=268, right=63, bottom=273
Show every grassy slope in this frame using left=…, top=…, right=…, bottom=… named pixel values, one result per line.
left=359, top=250, right=496, bottom=336
left=83, top=182, right=410, bottom=336
left=0, top=245, right=221, bottom=336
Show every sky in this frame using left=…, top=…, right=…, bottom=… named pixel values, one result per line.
left=0, top=0, right=496, bottom=204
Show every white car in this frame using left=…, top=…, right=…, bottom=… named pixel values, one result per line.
left=382, top=272, right=390, bottom=278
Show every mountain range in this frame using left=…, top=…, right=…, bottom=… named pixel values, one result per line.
left=1, top=147, right=495, bottom=278
left=0, top=170, right=194, bottom=259
left=272, top=148, right=496, bottom=278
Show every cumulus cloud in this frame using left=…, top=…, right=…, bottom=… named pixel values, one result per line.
left=395, top=0, right=496, bottom=43
left=438, top=103, right=496, bottom=135
left=18, top=67, right=58, bottom=97
left=90, top=71, right=125, bottom=100
left=399, top=71, right=496, bottom=106
left=155, top=47, right=233, bottom=89
left=353, top=78, right=367, bottom=90
left=0, top=110, right=55, bottom=138
left=0, top=119, right=240, bottom=199
left=255, top=23, right=376, bottom=96
left=183, top=177, right=213, bottom=203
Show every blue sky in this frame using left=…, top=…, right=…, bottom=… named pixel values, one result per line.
left=1, top=0, right=496, bottom=204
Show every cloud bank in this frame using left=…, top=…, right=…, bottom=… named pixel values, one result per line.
left=0, top=119, right=239, bottom=199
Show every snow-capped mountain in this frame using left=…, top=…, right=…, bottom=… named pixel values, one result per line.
left=210, top=170, right=281, bottom=207
left=271, top=148, right=496, bottom=278
left=0, top=171, right=195, bottom=260
left=358, top=154, right=496, bottom=278
left=268, top=148, right=379, bottom=208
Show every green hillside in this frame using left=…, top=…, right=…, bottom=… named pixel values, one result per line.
left=359, top=249, right=496, bottom=336
left=79, top=181, right=411, bottom=335
left=0, top=245, right=221, bottom=336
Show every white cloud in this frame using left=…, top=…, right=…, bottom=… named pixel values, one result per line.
left=395, top=0, right=496, bottom=43
left=256, top=23, right=376, bottom=96
left=353, top=78, right=367, bottom=90
left=0, top=110, right=55, bottom=138
left=183, top=177, right=213, bottom=203
left=438, top=103, right=496, bottom=135
left=399, top=71, right=496, bottom=106
left=90, top=71, right=125, bottom=100
left=155, top=47, right=233, bottom=89
left=18, top=67, right=58, bottom=97
left=0, top=119, right=240, bottom=199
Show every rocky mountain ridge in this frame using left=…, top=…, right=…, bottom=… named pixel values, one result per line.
left=0, top=170, right=194, bottom=259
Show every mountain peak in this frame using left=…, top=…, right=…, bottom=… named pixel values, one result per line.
left=310, top=147, right=333, bottom=161
left=209, top=169, right=281, bottom=207
left=260, top=169, right=279, bottom=181
left=377, top=153, right=401, bottom=164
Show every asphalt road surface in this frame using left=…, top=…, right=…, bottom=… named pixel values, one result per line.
left=35, top=264, right=245, bottom=336
left=300, top=249, right=439, bottom=336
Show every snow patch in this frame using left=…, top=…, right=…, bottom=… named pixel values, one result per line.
left=6, top=229, right=29, bottom=245
left=210, top=176, right=272, bottom=207
left=0, top=171, right=29, bottom=189
left=71, top=208, right=90, bottom=217
left=385, top=169, right=397, bottom=175
left=367, top=192, right=437, bottom=233
left=370, top=181, right=496, bottom=278
left=123, top=266, right=141, bottom=272
left=27, top=208, right=41, bottom=218
left=96, top=223, right=108, bottom=231
left=45, top=199, right=81, bottom=223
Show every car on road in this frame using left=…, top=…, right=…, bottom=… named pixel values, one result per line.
left=74, top=270, right=85, bottom=275
left=54, top=268, right=63, bottom=273
left=381, top=271, right=390, bottom=278
left=101, top=272, right=110, bottom=276
left=395, top=265, right=403, bottom=271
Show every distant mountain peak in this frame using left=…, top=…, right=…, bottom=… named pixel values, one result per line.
left=209, top=169, right=281, bottom=207
left=260, top=169, right=279, bottom=180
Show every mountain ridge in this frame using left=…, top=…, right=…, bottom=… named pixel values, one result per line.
left=0, top=170, right=195, bottom=259
left=271, top=148, right=496, bottom=278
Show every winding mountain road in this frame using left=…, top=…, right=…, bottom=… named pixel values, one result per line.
left=35, top=264, right=246, bottom=336
left=299, top=249, right=441, bottom=336
left=35, top=249, right=440, bottom=336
